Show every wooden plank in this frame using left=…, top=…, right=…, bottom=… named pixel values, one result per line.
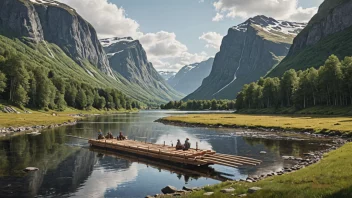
left=216, top=153, right=262, bottom=163
left=206, top=161, right=238, bottom=168
left=204, top=156, right=257, bottom=166
left=205, top=154, right=260, bottom=165
left=203, top=157, right=243, bottom=166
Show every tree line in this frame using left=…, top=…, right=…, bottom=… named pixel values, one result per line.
left=0, top=49, right=140, bottom=111
left=160, top=100, right=236, bottom=110
left=236, top=55, right=352, bottom=110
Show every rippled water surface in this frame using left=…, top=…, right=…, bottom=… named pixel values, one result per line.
left=0, top=111, right=330, bottom=198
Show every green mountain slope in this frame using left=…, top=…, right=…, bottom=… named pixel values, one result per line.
left=268, top=0, right=352, bottom=77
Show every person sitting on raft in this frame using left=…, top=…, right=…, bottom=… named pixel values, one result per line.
left=117, top=131, right=126, bottom=140
left=97, top=129, right=105, bottom=140
left=183, top=138, right=191, bottom=151
left=176, top=139, right=184, bottom=150
left=105, top=132, right=114, bottom=139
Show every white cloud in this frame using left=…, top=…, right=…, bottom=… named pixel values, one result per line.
left=212, top=13, right=224, bottom=22
left=57, top=0, right=208, bottom=71
left=199, top=32, right=223, bottom=50
left=213, top=0, right=318, bottom=22
left=57, top=0, right=141, bottom=38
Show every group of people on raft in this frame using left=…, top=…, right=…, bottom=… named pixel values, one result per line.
left=176, top=138, right=191, bottom=151
left=97, top=130, right=191, bottom=151
left=97, top=130, right=126, bottom=140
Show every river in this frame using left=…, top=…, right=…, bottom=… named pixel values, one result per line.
left=0, top=111, right=331, bottom=198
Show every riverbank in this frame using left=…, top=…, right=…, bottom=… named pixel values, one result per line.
left=157, top=114, right=352, bottom=137
left=172, top=142, right=352, bottom=198
left=0, top=106, right=137, bottom=136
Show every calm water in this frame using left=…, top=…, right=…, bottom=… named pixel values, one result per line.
left=0, top=111, right=330, bottom=198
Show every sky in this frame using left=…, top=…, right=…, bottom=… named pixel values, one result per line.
left=58, top=0, right=324, bottom=72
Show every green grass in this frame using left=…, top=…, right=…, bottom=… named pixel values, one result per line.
left=161, top=113, right=352, bottom=136
left=183, top=143, right=352, bottom=198
left=253, top=25, right=295, bottom=44
left=0, top=106, right=135, bottom=128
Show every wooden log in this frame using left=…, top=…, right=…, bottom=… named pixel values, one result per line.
left=215, top=153, right=262, bottom=163
left=205, top=154, right=260, bottom=165
left=204, top=156, right=257, bottom=166
left=206, top=160, right=238, bottom=168
left=203, top=157, right=243, bottom=166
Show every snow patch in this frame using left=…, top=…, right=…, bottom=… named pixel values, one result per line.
left=30, top=0, right=59, bottom=6
left=100, top=37, right=134, bottom=47
left=107, top=50, right=124, bottom=57
left=232, top=15, right=306, bottom=35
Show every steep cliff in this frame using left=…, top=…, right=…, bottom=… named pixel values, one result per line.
left=168, top=58, right=214, bottom=95
left=185, top=16, right=305, bottom=100
left=158, top=71, right=176, bottom=81
left=0, top=0, right=113, bottom=76
left=101, top=37, right=184, bottom=104
left=269, top=0, right=352, bottom=77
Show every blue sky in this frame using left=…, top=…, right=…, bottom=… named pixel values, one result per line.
left=112, top=0, right=323, bottom=55
left=59, top=0, right=324, bottom=71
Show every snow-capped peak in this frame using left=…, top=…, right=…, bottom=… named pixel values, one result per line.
left=232, top=15, right=306, bottom=35
left=100, top=37, right=134, bottom=47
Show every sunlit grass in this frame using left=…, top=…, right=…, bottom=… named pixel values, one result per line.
left=162, top=114, right=352, bottom=135
left=182, top=143, right=352, bottom=198
left=0, top=106, right=136, bottom=128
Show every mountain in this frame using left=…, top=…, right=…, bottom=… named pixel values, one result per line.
left=0, top=0, right=113, bottom=77
left=167, top=58, right=214, bottom=95
left=158, top=71, right=176, bottom=81
left=268, top=0, right=352, bottom=77
left=100, top=37, right=184, bottom=104
left=184, top=15, right=306, bottom=100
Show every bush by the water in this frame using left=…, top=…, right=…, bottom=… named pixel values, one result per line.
left=160, top=100, right=235, bottom=110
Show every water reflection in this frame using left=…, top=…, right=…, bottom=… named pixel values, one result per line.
left=0, top=111, right=331, bottom=198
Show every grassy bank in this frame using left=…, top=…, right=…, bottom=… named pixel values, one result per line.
left=237, top=106, right=352, bottom=115
left=184, top=142, right=352, bottom=198
left=0, top=106, right=135, bottom=128
left=160, top=114, right=352, bottom=136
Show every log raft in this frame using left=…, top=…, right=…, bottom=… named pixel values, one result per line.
left=88, top=139, right=261, bottom=168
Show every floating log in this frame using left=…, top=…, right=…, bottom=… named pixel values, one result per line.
left=86, top=138, right=261, bottom=168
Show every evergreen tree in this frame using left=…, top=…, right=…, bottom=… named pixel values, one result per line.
left=76, top=89, right=87, bottom=109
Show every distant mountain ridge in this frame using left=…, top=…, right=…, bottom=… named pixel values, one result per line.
left=185, top=15, right=306, bottom=100
left=168, top=58, right=214, bottom=95
left=101, top=37, right=184, bottom=104
left=268, top=0, right=352, bottom=77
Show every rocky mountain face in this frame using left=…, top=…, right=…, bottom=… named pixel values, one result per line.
left=185, top=15, right=305, bottom=100
left=269, top=0, right=352, bottom=77
left=158, top=71, right=176, bottom=81
left=101, top=37, right=184, bottom=104
left=168, top=58, right=214, bottom=95
left=0, top=0, right=113, bottom=76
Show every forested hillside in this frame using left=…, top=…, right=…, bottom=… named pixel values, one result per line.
left=236, top=55, right=352, bottom=111
left=0, top=36, right=139, bottom=111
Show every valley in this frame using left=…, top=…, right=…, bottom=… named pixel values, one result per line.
left=1, top=0, right=352, bottom=197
